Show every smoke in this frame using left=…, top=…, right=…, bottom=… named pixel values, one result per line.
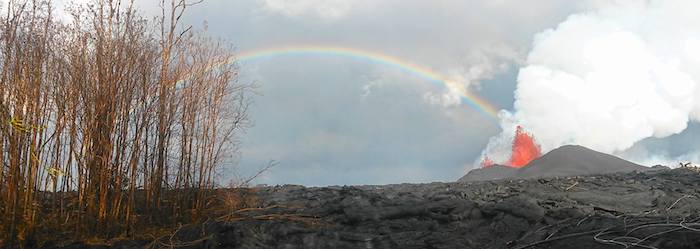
left=481, top=0, right=700, bottom=166
left=424, top=45, right=518, bottom=108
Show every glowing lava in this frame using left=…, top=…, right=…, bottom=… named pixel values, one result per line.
left=480, top=156, right=495, bottom=168
left=507, top=126, right=541, bottom=167
left=480, top=125, right=541, bottom=168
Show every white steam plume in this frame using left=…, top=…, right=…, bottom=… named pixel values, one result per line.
left=424, top=45, right=518, bottom=108
left=482, top=0, right=700, bottom=165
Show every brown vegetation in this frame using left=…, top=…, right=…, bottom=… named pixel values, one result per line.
left=0, top=0, right=250, bottom=247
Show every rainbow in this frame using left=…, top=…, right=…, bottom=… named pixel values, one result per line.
left=206, top=45, right=501, bottom=119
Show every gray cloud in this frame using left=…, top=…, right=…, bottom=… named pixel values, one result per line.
left=619, top=123, right=700, bottom=167
left=234, top=57, right=497, bottom=185
left=132, top=1, right=699, bottom=185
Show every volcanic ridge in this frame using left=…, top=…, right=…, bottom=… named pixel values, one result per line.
left=460, top=145, right=656, bottom=182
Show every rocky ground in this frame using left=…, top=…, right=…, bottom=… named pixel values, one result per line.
left=53, top=168, right=700, bottom=249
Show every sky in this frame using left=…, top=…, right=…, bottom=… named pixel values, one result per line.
left=122, top=0, right=700, bottom=186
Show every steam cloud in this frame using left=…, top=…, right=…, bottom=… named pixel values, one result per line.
left=481, top=0, right=700, bottom=166
left=424, top=46, right=517, bottom=108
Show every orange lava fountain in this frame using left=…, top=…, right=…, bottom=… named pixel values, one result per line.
left=507, top=126, right=541, bottom=167
left=480, top=125, right=542, bottom=168
left=480, top=156, right=495, bottom=168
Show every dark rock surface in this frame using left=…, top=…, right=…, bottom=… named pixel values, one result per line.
left=460, top=145, right=659, bottom=182
left=458, top=164, right=517, bottom=182
left=53, top=168, right=700, bottom=249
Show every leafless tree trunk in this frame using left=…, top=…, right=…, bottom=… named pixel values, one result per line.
left=0, top=0, right=251, bottom=245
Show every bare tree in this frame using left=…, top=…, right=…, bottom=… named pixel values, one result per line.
left=0, top=0, right=250, bottom=245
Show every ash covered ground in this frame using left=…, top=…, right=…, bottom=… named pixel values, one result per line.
left=57, top=168, right=700, bottom=249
